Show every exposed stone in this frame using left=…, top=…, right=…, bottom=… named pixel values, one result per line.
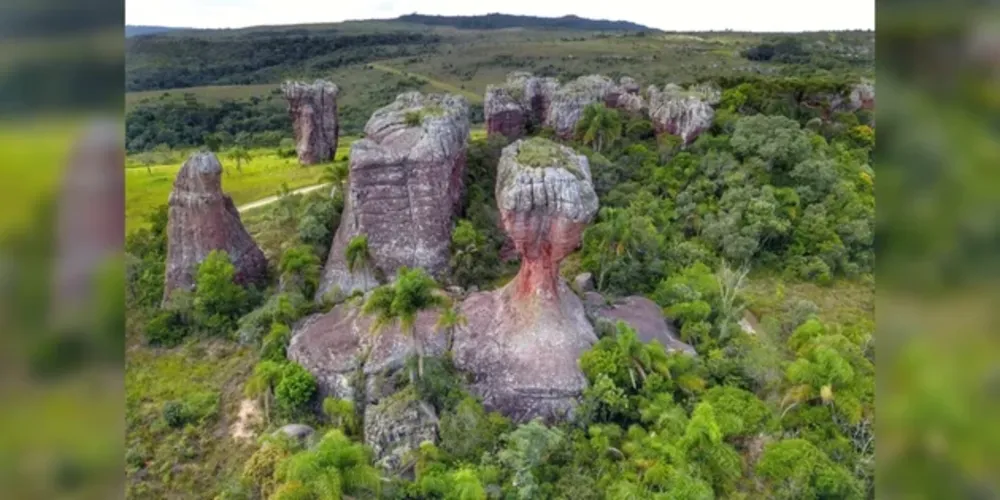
left=53, top=120, right=124, bottom=322
left=484, top=85, right=527, bottom=139
left=647, top=83, right=717, bottom=145
left=276, top=423, right=316, bottom=445
left=583, top=293, right=696, bottom=355
left=848, top=79, right=875, bottom=112
left=316, top=92, right=470, bottom=299
left=287, top=301, right=447, bottom=402
left=364, top=388, right=438, bottom=471
left=453, top=138, right=599, bottom=422
left=282, top=80, right=340, bottom=165
left=604, top=76, right=645, bottom=113
left=163, top=152, right=267, bottom=302
left=545, top=74, right=616, bottom=139
left=507, top=71, right=560, bottom=128
left=573, top=272, right=594, bottom=294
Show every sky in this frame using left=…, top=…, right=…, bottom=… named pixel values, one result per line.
left=126, top=0, right=875, bottom=32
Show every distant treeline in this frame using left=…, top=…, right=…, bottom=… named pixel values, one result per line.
left=395, top=13, right=653, bottom=32
left=126, top=31, right=442, bottom=91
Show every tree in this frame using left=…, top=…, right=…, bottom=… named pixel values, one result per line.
left=279, top=244, right=321, bottom=297
left=757, top=439, right=862, bottom=499
left=576, top=103, right=623, bottom=153
left=272, top=429, right=380, bottom=499
left=227, top=145, right=252, bottom=174
left=322, top=161, right=349, bottom=193
left=345, top=234, right=373, bottom=291
left=137, top=152, right=157, bottom=176
left=193, top=250, right=251, bottom=335
left=435, top=303, right=467, bottom=352
left=582, top=207, right=662, bottom=294
left=362, top=266, right=448, bottom=380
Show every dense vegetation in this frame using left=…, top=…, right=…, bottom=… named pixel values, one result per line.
left=394, top=14, right=652, bottom=32
left=125, top=17, right=874, bottom=500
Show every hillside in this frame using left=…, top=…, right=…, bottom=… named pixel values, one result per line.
left=125, top=25, right=188, bottom=37
left=394, top=13, right=654, bottom=32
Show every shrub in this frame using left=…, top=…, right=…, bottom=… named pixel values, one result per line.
left=438, top=397, right=511, bottom=462
left=144, top=309, right=191, bottom=347
left=275, top=363, right=316, bottom=416
left=162, top=400, right=187, bottom=428
left=193, top=250, right=255, bottom=336
left=260, top=323, right=292, bottom=362
left=757, top=439, right=862, bottom=499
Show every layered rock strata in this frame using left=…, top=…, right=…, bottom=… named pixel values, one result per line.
left=282, top=80, right=340, bottom=165
left=163, top=152, right=268, bottom=301
left=316, top=92, right=470, bottom=300
left=647, top=83, right=718, bottom=145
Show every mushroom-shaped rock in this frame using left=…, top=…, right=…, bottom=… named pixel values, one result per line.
left=163, top=152, right=267, bottom=302
left=316, top=92, right=470, bottom=300
left=282, top=80, right=340, bottom=165
left=647, top=83, right=717, bottom=145
left=545, top=75, right=616, bottom=139
left=453, top=138, right=600, bottom=422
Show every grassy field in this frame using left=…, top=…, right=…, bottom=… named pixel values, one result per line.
left=126, top=84, right=279, bottom=111
left=126, top=149, right=334, bottom=233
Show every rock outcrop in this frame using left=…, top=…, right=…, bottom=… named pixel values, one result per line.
left=163, top=152, right=268, bottom=302
left=484, top=72, right=560, bottom=139
left=453, top=138, right=600, bottom=422
left=282, top=80, right=340, bottom=165
left=647, top=83, right=717, bottom=145
left=604, top=76, right=645, bottom=113
left=847, top=79, right=875, bottom=112
left=545, top=75, right=616, bottom=139
left=316, top=92, right=470, bottom=300
left=581, top=292, right=696, bottom=355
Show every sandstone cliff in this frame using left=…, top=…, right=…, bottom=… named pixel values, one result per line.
left=316, top=92, right=470, bottom=300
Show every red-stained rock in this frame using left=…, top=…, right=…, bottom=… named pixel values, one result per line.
left=282, top=80, right=340, bottom=165
left=163, top=152, right=267, bottom=302
left=316, top=92, right=470, bottom=300
left=452, top=138, right=600, bottom=422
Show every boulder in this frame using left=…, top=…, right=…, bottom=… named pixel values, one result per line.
left=287, top=300, right=447, bottom=402
left=573, top=272, right=594, bottom=294
left=453, top=138, right=600, bottom=422
left=545, top=75, right=616, bottom=139
left=316, top=92, right=470, bottom=300
left=582, top=292, right=696, bottom=355
left=647, top=83, right=717, bottom=145
left=282, top=80, right=340, bottom=165
left=276, top=424, right=316, bottom=445
left=604, top=76, right=644, bottom=113
left=848, top=79, right=875, bottom=112
left=163, top=152, right=267, bottom=302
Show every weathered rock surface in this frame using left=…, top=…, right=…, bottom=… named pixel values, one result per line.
left=163, top=152, right=267, bottom=302
left=604, top=76, right=645, bottom=113
left=453, top=138, right=600, bottom=422
left=582, top=292, right=696, bottom=355
left=364, top=388, right=438, bottom=471
left=316, top=92, right=470, bottom=299
left=573, top=272, right=594, bottom=294
left=848, top=79, right=875, bottom=112
left=276, top=424, right=316, bottom=445
left=545, top=75, right=616, bottom=139
left=282, top=80, right=340, bottom=165
left=287, top=301, right=447, bottom=402
left=484, top=72, right=560, bottom=139
left=647, top=83, right=717, bottom=145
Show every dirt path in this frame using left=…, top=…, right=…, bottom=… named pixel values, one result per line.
left=236, top=183, right=330, bottom=212
left=369, top=63, right=482, bottom=103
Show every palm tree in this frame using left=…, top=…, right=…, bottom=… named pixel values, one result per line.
left=227, top=145, right=252, bottom=174
left=322, top=161, right=349, bottom=194
left=577, top=103, right=623, bottom=153
left=345, top=234, right=372, bottom=291
left=435, top=303, right=467, bottom=352
left=591, top=207, right=655, bottom=292
left=614, top=322, right=652, bottom=389
left=362, top=266, right=448, bottom=380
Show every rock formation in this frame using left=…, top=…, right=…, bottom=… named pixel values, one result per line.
left=581, top=292, right=696, bottom=355
left=53, top=120, right=124, bottom=322
left=282, top=80, right=340, bottom=165
left=316, top=92, right=470, bottom=300
left=545, top=74, right=616, bottom=139
left=604, top=76, right=645, bottom=113
left=647, top=83, right=718, bottom=145
left=485, top=72, right=559, bottom=139
left=453, top=138, right=600, bottom=422
left=847, top=79, right=875, bottom=112
left=163, top=152, right=268, bottom=301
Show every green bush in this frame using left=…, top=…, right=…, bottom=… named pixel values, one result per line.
left=260, top=323, right=292, bottom=362
left=193, top=250, right=257, bottom=336
left=144, top=309, right=191, bottom=347
left=275, top=362, right=316, bottom=416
